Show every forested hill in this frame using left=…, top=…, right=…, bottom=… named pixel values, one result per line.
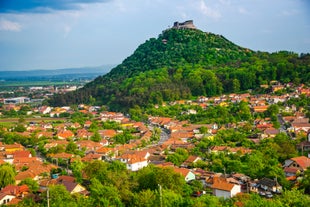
left=48, top=28, right=310, bottom=110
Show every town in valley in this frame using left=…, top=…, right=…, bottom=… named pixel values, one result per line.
left=0, top=79, right=310, bottom=206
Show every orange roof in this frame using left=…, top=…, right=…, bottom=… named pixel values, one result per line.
left=253, top=105, right=268, bottom=112
left=15, top=171, right=37, bottom=181
left=13, top=150, right=31, bottom=158
left=173, top=167, right=190, bottom=178
left=291, top=156, right=310, bottom=170
left=57, top=130, right=74, bottom=139
left=48, top=152, right=74, bottom=159
left=212, top=177, right=235, bottom=191
left=96, top=147, right=112, bottom=154
left=13, top=157, right=38, bottom=164
left=81, top=153, right=101, bottom=162
left=99, top=129, right=117, bottom=138
left=5, top=143, right=24, bottom=150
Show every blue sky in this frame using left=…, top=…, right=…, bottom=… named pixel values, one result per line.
left=0, top=0, right=309, bottom=71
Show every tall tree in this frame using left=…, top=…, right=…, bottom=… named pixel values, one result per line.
left=0, top=164, right=16, bottom=188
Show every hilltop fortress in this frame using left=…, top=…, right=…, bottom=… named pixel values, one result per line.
left=172, top=20, right=197, bottom=30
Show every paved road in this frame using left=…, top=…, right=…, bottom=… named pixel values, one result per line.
left=158, top=128, right=170, bottom=144
left=277, top=114, right=292, bottom=138
left=148, top=125, right=170, bottom=145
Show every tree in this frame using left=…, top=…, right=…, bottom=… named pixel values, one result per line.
left=65, top=141, right=78, bottom=154
left=90, top=131, right=101, bottom=142
left=89, top=178, right=123, bottom=207
left=166, top=148, right=189, bottom=166
left=299, top=167, right=310, bottom=194
left=132, top=189, right=157, bottom=207
left=43, top=184, right=77, bottom=207
left=161, top=189, right=184, bottom=207
left=0, top=164, right=16, bottom=188
left=273, top=133, right=298, bottom=162
left=14, top=124, right=26, bottom=132
left=70, top=159, right=85, bottom=183
left=83, top=160, right=109, bottom=182
left=19, top=177, right=39, bottom=193
left=279, top=189, right=310, bottom=206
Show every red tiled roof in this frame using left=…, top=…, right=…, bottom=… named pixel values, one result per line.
left=48, top=152, right=74, bottom=159
left=57, top=130, right=74, bottom=139
left=290, top=156, right=310, bottom=170
left=173, top=167, right=190, bottom=178
left=212, top=177, right=235, bottom=191
left=99, top=129, right=117, bottom=138
left=13, top=150, right=31, bottom=158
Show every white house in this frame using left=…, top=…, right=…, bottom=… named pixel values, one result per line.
left=211, top=177, right=241, bottom=199
left=0, top=193, right=15, bottom=205
left=127, top=158, right=148, bottom=171
left=119, top=151, right=150, bottom=171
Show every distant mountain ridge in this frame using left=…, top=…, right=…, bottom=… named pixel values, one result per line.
left=0, top=65, right=115, bottom=79
left=48, top=21, right=310, bottom=110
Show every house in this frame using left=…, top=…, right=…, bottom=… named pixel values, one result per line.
left=173, top=167, right=196, bottom=182
left=40, top=177, right=88, bottom=195
left=297, top=131, right=310, bottom=151
left=211, top=177, right=241, bottom=199
left=0, top=193, right=15, bottom=205
left=253, top=105, right=269, bottom=113
left=1, top=184, right=29, bottom=198
left=36, top=131, right=54, bottom=139
left=257, top=178, right=282, bottom=193
left=81, top=153, right=102, bottom=162
left=62, top=180, right=87, bottom=194
left=84, top=121, right=92, bottom=128
left=13, top=150, right=32, bottom=158
left=98, top=129, right=117, bottom=139
left=126, top=157, right=148, bottom=171
left=181, top=155, right=201, bottom=168
left=119, top=150, right=150, bottom=171
left=76, top=140, right=102, bottom=153
left=56, top=176, right=87, bottom=194
left=76, top=128, right=93, bottom=139
left=283, top=156, right=310, bottom=176
left=39, top=106, right=52, bottom=114
left=291, top=123, right=310, bottom=134
left=56, top=130, right=74, bottom=140
left=4, top=143, right=24, bottom=153
left=44, top=140, right=69, bottom=150
left=262, top=128, right=280, bottom=138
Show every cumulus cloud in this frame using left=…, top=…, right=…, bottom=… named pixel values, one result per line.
left=0, top=0, right=111, bottom=13
left=198, top=0, right=221, bottom=19
left=0, top=19, right=22, bottom=31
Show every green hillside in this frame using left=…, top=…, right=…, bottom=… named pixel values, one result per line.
left=48, top=28, right=310, bottom=110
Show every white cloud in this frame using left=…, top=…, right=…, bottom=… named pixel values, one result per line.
left=198, top=0, right=221, bottom=19
left=238, top=7, right=249, bottom=15
left=0, top=19, right=22, bottom=31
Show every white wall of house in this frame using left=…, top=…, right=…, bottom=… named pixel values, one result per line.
left=213, top=185, right=241, bottom=199
left=213, top=189, right=231, bottom=199
left=127, top=160, right=148, bottom=171
left=230, top=185, right=241, bottom=197
left=0, top=194, right=15, bottom=205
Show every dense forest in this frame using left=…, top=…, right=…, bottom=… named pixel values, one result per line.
left=48, top=28, right=310, bottom=110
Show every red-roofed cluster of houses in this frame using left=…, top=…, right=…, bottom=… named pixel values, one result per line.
left=1, top=82, right=310, bottom=203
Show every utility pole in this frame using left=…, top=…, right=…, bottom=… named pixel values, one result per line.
left=47, top=180, right=50, bottom=207
left=158, top=184, right=162, bottom=207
